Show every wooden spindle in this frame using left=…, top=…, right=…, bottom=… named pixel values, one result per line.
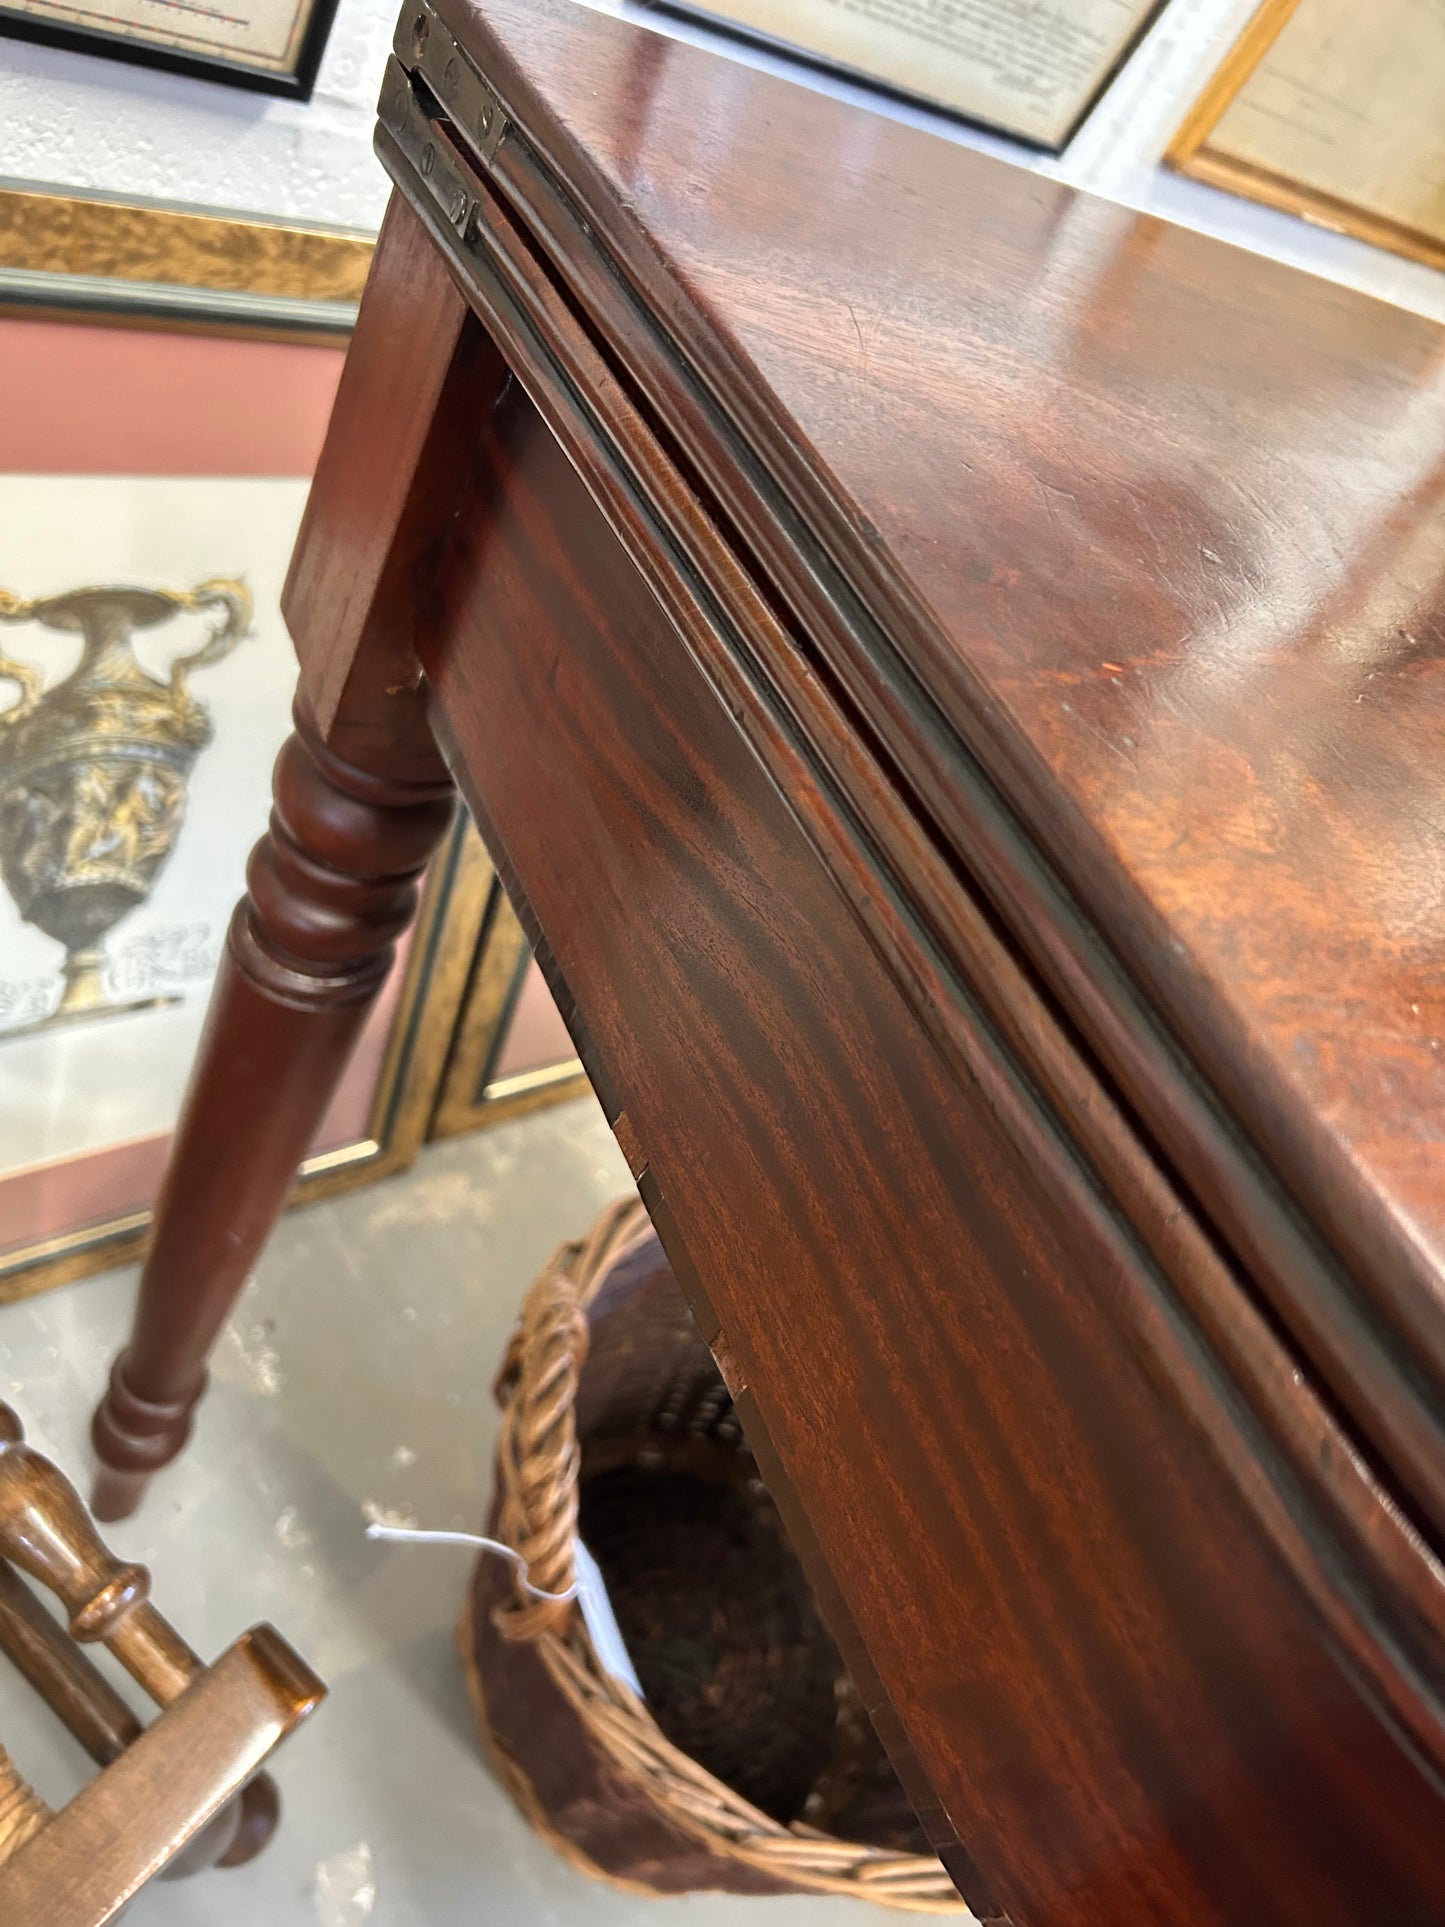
left=0, top=1403, right=198, bottom=1706
left=0, top=1747, right=49, bottom=1868
left=0, top=1413, right=286, bottom=1875
left=0, top=1560, right=141, bottom=1767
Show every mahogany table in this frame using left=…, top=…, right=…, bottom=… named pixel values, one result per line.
left=90, top=3, right=1445, bottom=1921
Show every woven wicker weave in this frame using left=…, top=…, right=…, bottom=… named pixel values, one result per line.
left=460, top=1197, right=965, bottom=1912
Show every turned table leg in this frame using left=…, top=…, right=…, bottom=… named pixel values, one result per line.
left=88, top=191, right=506, bottom=1519
left=92, top=707, right=454, bottom=1520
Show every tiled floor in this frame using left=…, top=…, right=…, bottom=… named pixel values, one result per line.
left=0, top=1098, right=910, bottom=1925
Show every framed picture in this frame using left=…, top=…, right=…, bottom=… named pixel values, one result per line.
left=0, top=191, right=592, bottom=1304
left=645, top=0, right=1169, bottom=152
left=0, top=0, right=341, bottom=98
left=1168, top=0, right=1445, bottom=272
left=431, top=837, right=590, bottom=1140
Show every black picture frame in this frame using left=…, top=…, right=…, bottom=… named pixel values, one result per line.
left=0, top=0, right=343, bottom=99
left=639, top=0, right=1172, bottom=157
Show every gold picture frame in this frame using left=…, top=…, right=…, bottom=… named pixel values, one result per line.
left=3, top=813, right=482, bottom=1303
left=1168, top=0, right=1445, bottom=273
left=0, top=189, right=587, bottom=1305
left=0, top=186, right=374, bottom=338
left=431, top=834, right=591, bottom=1140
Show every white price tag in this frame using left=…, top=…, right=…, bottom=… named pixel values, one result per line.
left=574, top=1537, right=642, bottom=1697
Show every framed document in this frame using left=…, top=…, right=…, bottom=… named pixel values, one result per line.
left=648, top=0, right=1168, bottom=151
left=1169, top=0, right=1445, bottom=272
left=0, top=0, right=341, bottom=97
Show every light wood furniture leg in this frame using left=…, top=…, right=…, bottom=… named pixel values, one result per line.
left=0, top=1399, right=324, bottom=1920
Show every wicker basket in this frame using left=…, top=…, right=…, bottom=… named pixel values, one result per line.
left=460, top=1198, right=964, bottom=1912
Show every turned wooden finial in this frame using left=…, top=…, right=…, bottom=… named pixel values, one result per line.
left=0, top=1403, right=151, bottom=1643
left=0, top=1403, right=199, bottom=1708
left=0, top=1402, right=294, bottom=1879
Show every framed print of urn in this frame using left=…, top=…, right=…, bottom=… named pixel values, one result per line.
left=646, top=0, right=1168, bottom=150
left=0, top=581, right=252, bottom=1034
left=0, top=298, right=439, bottom=1302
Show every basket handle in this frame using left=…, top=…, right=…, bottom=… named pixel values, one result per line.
left=492, top=1198, right=650, bottom=1639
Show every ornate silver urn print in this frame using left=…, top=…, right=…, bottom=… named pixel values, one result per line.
left=0, top=581, right=252, bottom=1034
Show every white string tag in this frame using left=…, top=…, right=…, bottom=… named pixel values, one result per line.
left=572, top=1538, right=642, bottom=1696
left=364, top=1520, right=643, bottom=1697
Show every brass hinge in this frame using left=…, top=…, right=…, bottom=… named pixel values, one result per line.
left=383, top=0, right=509, bottom=177
left=378, top=52, right=490, bottom=246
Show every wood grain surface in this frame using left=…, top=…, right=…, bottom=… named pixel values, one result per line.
left=414, top=365, right=1445, bottom=1926
left=375, top=44, right=1445, bottom=1780
left=360, top=24, right=1445, bottom=1917
left=414, top=0, right=1445, bottom=1549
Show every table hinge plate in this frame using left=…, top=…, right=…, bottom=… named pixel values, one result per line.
left=384, top=0, right=509, bottom=180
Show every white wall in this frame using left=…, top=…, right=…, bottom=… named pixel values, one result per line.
left=0, top=0, right=1442, bottom=325
left=0, top=0, right=398, bottom=229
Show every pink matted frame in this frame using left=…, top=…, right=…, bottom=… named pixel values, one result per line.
left=0, top=308, right=484, bottom=1301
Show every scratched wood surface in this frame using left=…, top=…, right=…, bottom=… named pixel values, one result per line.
left=362, top=10, right=1445, bottom=1916
left=417, top=369, right=1445, bottom=1927
left=426, top=0, right=1445, bottom=1548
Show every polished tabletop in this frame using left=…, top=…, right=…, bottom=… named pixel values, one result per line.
left=428, top=0, right=1445, bottom=1536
